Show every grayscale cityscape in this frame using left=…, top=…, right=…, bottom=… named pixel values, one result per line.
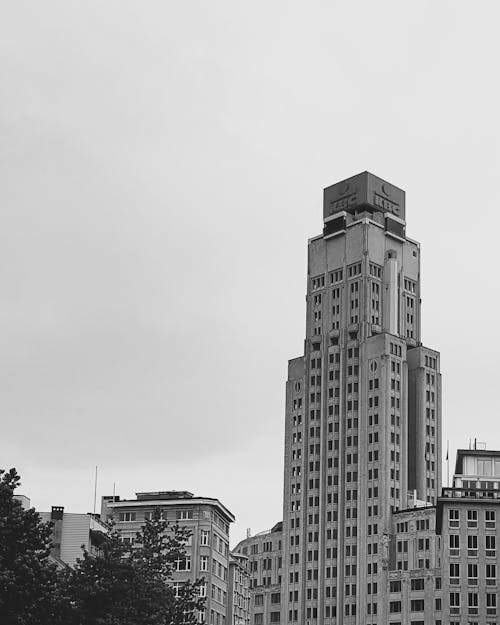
left=2, top=3, right=500, bottom=625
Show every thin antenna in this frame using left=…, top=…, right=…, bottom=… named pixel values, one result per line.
left=93, top=466, right=98, bottom=514
left=446, top=440, right=450, bottom=488
left=113, top=482, right=116, bottom=501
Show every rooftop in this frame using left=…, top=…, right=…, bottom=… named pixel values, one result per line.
left=323, top=171, right=405, bottom=223
left=455, top=448, right=500, bottom=475
left=104, top=492, right=235, bottom=523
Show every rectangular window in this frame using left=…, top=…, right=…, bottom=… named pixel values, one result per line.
left=449, top=592, right=460, bottom=616
left=389, top=601, right=401, bottom=613
left=486, top=534, right=496, bottom=556
left=467, top=510, right=478, bottom=528
left=468, top=592, right=478, bottom=615
left=175, top=556, right=191, bottom=571
left=486, top=510, right=496, bottom=529
left=410, top=600, right=425, bottom=612
left=200, top=530, right=210, bottom=546
left=449, top=534, right=460, bottom=556
left=448, top=509, right=459, bottom=528
left=486, top=563, right=497, bottom=585
left=449, top=562, right=460, bottom=584
left=390, top=580, right=401, bottom=593
left=468, top=563, right=478, bottom=585
left=467, top=534, right=478, bottom=556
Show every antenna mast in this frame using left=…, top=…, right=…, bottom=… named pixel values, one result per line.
left=93, top=465, right=98, bottom=514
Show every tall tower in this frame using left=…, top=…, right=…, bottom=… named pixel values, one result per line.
left=282, top=172, right=442, bottom=625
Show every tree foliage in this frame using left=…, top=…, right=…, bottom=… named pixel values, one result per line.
left=0, top=468, right=62, bottom=625
left=0, top=469, right=206, bottom=625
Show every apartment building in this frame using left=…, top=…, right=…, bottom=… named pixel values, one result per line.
left=234, top=522, right=283, bottom=625
left=436, top=448, right=500, bottom=624
left=228, top=552, right=251, bottom=625
left=102, top=490, right=234, bottom=625
left=38, top=506, right=108, bottom=567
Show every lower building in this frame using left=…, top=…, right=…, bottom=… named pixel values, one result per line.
left=38, top=506, right=108, bottom=567
left=239, top=447, right=500, bottom=625
left=386, top=505, right=442, bottom=624
left=233, top=522, right=283, bottom=625
left=102, top=489, right=235, bottom=625
left=436, top=448, right=500, bottom=624
left=228, top=552, right=251, bottom=625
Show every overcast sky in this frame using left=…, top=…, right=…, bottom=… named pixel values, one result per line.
left=1, top=1, right=500, bottom=545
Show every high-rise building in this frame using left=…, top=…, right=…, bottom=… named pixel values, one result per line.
left=101, top=489, right=234, bottom=625
left=282, top=172, right=442, bottom=624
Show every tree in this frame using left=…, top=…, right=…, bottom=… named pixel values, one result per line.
left=0, top=468, right=205, bottom=624
left=0, top=468, right=64, bottom=625
left=64, top=508, right=206, bottom=624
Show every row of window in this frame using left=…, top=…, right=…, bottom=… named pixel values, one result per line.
left=449, top=508, right=496, bottom=527
left=449, top=533, right=496, bottom=555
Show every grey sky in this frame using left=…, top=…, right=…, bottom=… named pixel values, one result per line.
left=1, top=1, right=500, bottom=544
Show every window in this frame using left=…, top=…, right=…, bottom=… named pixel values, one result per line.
left=200, top=556, right=209, bottom=571
left=467, top=534, right=478, bottom=556
left=448, top=509, right=459, bottom=528
left=389, top=601, right=401, bottom=614
left=468, top=563, right=478, bottom=585
left=118, top=512, right=136, bottom=522
left=254, top=595, right=264, bottom=606
left=486, top=534, right=496, bottom=556
left=254, top=615, right=263, bottom=625
left=467, top=510, right=478, bottom=528
left=411, top=578, right=425, bottom=591
left=177, top=510, right=193, bottom=520
left=175, top=556, right=191, bottom=571
left=486, top=510, right=496, bottom=529
left=449, top=534, right=460, bottom=555
left=449, top=563, right=460, bottom=584
left=200, top=530, right=210, bottom=546
left=487, top=593, right=497, bottom=616
left=144, top=510, right=165, bottom=520
left=486, top=563, right=496, bottom=585
left=411, top=600, right=424, bottom=612
left=449, top=592, right=460, bottom=615
left=468, top=592, right=478, bottom=615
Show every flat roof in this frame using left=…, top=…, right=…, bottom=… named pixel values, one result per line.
left=106, top=496, right=235, bottom=523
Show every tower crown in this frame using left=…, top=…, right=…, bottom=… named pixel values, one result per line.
left=323, top=171, right=405, bottom=223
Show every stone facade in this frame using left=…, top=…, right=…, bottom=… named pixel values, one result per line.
left=436, top=449, right=500, bottom=624
left=233, top=523, right=283, bottom=625
left=281, top=172, right=441, bottom=624
left=227, top=552, right=251, bottom=625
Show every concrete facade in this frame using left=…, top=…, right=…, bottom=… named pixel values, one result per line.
left=281, top=172, right=442, bottom=624
left=436, top=449, right=500, bottom=625
left=102, top=490, right=234, bottom=625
